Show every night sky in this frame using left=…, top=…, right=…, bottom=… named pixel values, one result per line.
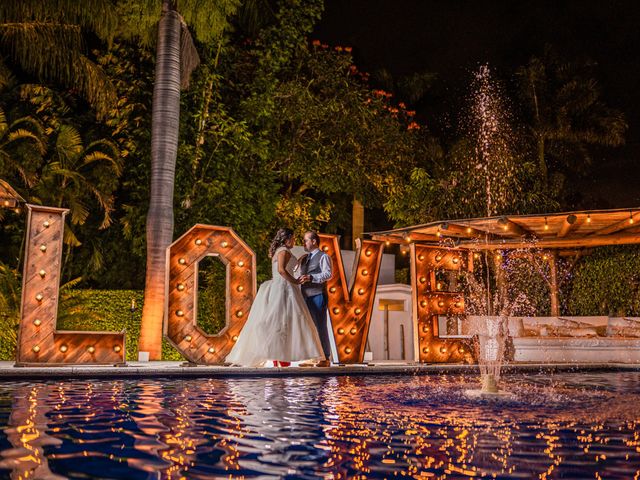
left=313, top=0, right=640, bottom=208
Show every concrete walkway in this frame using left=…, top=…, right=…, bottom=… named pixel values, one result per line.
left=0, top=361, right=638, bottom=379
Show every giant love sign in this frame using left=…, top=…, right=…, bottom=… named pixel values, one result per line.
left=16, top=208, right=384, bottom=365
left=16, top=205, right=126, bottom=365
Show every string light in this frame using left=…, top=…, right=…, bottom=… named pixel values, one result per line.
left=178, top=258, right=186, bottom=265
left=39, top=244, right=47, bottom=252
left=87, top=346, right=95, bottom=354
left=544, top=217, right=549, bottom=230
left=349, top=328, right=357, bottom=335
left=59, top=345, right=68, bottom=353
left=237, top=261, right=245, bottom=267
left=365, top=249, right=372, bottom=257
left=344, top=347, right=352, bottom=354
left=113, top=345, right=122, bottom=353
left=333, top=307, right=341, bottom=314
left=329, top=287, right=336, bottom=293
left=32, top=345, right=40, bottom=353
left=221, top=241, right=228, bottom=248
left=195, top=238, right=202, bottom=245
left=236, top=285, right=244, bottom=292
left=38, top=269, right=46, bottom=277
left=208, top=347, right=215, bottom=353
left=177, top=283, right=185, bottom=291
left=587, top=214, right=591, bottom=223
left=33, top=319, right=41, bottom=326
left=629, top=211, right=634, bottom=224
left=43, top=221, right=50, bottom=228
left=337, top=328, right=345, bottom=334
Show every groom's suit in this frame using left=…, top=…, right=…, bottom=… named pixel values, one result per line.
left=300, top=249, right=332, bottom=360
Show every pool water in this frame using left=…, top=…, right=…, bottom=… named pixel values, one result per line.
left=0, top=371, right=639, bottom=479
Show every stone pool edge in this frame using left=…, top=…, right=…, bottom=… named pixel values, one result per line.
left=0, top=361, right=638, bottom=380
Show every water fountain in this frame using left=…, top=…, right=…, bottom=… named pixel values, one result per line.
left=464, top=315, right=513, bottom=398
left=461, top=65, right=525, bottom=397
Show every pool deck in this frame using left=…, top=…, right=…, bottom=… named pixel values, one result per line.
left=0, top=361, right=638, bottom=379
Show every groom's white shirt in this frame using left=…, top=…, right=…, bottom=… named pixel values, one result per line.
left=305, top=248, right=332, bottom=284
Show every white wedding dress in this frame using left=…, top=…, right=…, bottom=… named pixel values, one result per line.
left=225, top=247, right=325, bottom=367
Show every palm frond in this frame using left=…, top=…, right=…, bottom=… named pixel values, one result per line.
left=0, top=0, right=119, bottom=44
left=5, top=129, right=46, bottom=154
left=180, top=23, right=200, bottom=90
left=63, top=221, right=82, bottom=247
left=0, top=22, right=117, bottom=118
left=83, top=151, right=123, bottom=176
left=0, top=57, right=15, bottom=92
left=0, top=107, right=6, bottom=138
left=177, top=0, right=241, bottom=43
left=55, top=125, right=83, bottom=160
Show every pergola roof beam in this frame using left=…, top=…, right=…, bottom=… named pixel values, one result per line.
left=463, top=232, right=640, bottom=250
left=557, top=214, right=578, bottom=238
left=592, top=211, right=640, bottom=236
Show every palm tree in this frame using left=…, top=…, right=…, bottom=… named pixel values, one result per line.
left=516, top=49, right=627, bottom=183
left=138, top=0, right=239, bottom=360
left=0, top=106, right=46, bottom=224
left=33, top=124, right=122, bottom=242
left=0, top=0, right=118, bottom=118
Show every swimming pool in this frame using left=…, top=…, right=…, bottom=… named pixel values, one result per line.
left=0, top=371, right=639, bottom=478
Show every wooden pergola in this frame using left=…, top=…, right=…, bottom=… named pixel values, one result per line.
left=369, top=207, right=640, bottom=316
left=370, top=208, right=640, bottom=250
left=0, top=178, right=25, bottom=208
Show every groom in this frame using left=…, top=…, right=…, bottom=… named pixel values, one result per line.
left=299, top=230, right=332, bottom=367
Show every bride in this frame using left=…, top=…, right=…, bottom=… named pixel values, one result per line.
left=225, top=228, right=326, bottom=367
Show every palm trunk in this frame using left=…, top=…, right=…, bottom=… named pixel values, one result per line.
left=139, top=0, right=182, bottom=360
left=537, top=135, right=547, bottom=183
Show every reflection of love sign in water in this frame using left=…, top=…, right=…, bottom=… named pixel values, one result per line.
left=15, top=206, right=385, bottom=365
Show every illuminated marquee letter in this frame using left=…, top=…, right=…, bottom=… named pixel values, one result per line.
left=16, top=205, right=125, bottom=365
left=165, top=225, right=256, bottom=364
left=320, top=234, right=383, bottom=363
left=411, top=244, right=468, bottom=363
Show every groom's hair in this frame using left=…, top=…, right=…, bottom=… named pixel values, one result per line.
left=306, top=230, right=320, bottom=245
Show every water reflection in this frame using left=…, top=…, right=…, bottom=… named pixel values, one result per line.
left=0, top=372, right=638, bottom=479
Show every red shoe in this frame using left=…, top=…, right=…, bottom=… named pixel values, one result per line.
left=275, top=360, right=290, bottom=367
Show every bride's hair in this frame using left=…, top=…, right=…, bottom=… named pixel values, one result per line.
left=269, top=228, right=294, bottom=258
